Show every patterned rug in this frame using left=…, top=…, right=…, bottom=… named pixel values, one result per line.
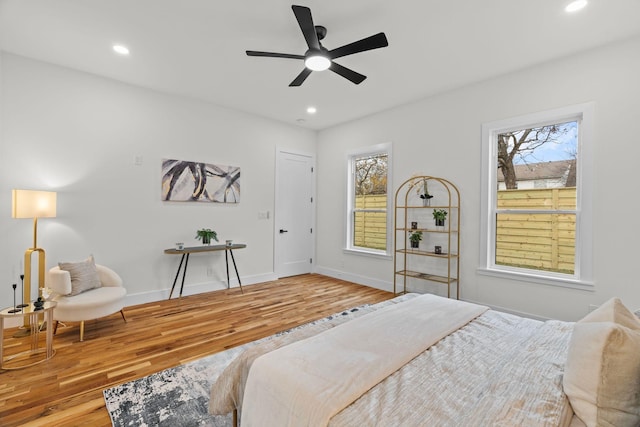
left=103, top=304, right=377, bottom=427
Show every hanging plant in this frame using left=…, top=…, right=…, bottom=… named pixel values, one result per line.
left=416, top=178, right=433, bottom=201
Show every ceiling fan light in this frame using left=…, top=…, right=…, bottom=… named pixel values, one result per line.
left=305, top=55, right=330, bottom=71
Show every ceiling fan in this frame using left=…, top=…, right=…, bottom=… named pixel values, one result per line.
left=246, top=5, right=389, bottom=87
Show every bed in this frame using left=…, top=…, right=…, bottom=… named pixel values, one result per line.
left=208, top=293, right=640, bottom=427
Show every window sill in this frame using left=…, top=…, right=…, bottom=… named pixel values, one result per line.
left=477, top=267, right=594, bottom=291
left=343, top=247, right=392, bottom=260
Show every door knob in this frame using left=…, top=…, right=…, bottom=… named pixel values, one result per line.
left=279, top=229, right=288, bottom=233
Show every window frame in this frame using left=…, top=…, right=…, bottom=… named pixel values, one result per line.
left=345, top=142, right=393, bottom=258
left=479, top=103, right=594, bottom=289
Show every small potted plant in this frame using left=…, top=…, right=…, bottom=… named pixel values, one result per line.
left=195, top=228, right=218, bottom=245
left=433, top=209, right=447, bottom=227
left=409, top=230, right=422, bottom=248
left=416, top=178, right=433, bottom=206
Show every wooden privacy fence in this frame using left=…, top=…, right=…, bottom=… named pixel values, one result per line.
left=355, top=189, right=576, bottom=272
left=354, top=195, right=387, bottom=250
left=496, top=187, right=576, bottom=274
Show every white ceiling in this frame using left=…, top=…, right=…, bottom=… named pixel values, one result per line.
left=1, top=0, right=640, bottom=130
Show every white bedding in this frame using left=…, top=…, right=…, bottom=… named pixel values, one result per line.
left=209, top=294, right=574, bottom=426
left=330, top=309, right=574, bottom=426
left=241, top=294, right=488, bottom=427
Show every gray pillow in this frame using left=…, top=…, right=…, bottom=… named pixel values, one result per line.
left=58, top=255, right=102, bottom=296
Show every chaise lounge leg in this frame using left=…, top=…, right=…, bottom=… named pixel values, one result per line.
left=80, top=320, right=85, bottom=342
left=120, top=309, right=127, bottom=323
left=233, top=409, right=238, bottom=427
left=53, top=320, right=59, bottom=335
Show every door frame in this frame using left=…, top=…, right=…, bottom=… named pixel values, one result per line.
left=274, top=148, right=316, bottom=278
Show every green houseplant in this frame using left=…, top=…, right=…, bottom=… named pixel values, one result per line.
left=408, top=230, right=422, bottom=248
left=433, top=209, right=447, bottom=227
left=195, top=228, right=218, bottom=245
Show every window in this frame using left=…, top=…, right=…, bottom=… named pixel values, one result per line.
left=346, top=143, right=392, bottom=256
left=480, top=104, right=593, bottom=287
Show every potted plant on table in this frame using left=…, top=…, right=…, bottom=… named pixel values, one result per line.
left=408, top=230, right=423, bottom=249
left=195, top=228, right=218, bottom=245
left=433, top=209, right=447, bottom=228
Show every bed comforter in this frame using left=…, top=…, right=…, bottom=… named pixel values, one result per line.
left=209, top=294, right=575, bottom=426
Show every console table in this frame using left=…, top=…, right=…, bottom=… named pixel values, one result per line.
left=164, top=244, right=246, bottom=299
left=0, top=301, right=56, bottom=370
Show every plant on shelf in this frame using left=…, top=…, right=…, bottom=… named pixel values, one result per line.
left=416, top=178, right=433, bottom=206
left=195, top=228, right=218, bottom=245
left=408, top=230, right=423, bottom=248
left=433, top=209, right=447, bottom=227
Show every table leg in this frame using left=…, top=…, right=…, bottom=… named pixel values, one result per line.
left=30, top=312, right=39, bottom=351
left=46, top=308, right=54, bottom=359
left=178, top=253, right=190, bottom=298
left=225, top=250, right=230, bottom=289
left=1, top=317, right=4, bottom=369
left=169, top=254, right=186, bottom=299
left=229, top=250, right=244, bottom=294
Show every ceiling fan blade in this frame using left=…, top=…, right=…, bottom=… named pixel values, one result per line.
left=289, top=68, right=313, bottom=87
left=292, top=5, right=320, bottom=50
left=329, top=32, right=389, bottom=60
left=329, top=62, right=366, bottom=85
left=246, top=51, right=304, bottom=60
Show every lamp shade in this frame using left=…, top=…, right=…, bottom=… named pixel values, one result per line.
left=12, top=189, right=57, bottom=218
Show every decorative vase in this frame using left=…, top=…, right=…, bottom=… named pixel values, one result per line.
left=410, top=241, right=419, bottom=249
left=202, top=235, right=211, bottom=245
left=422, top=198, right=431, bottom=207
left=435, top=219, right=445, bottom=227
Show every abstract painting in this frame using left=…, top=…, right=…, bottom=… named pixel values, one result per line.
left=162, top=159, right=240, bottom=203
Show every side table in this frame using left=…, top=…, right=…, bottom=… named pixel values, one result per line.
left=164, top=244, right=246, bottom=299
left=0, top=301, right=57, bottom=370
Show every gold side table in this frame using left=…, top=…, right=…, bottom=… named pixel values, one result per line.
left=0, top=301, right=57, bottom=370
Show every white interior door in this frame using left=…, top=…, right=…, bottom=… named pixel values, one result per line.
left=275, top=150, right=314, bottom=278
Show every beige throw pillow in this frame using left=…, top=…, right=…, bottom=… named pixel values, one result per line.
left=563, top=298, right=640, bottom=427
left=58, top=255, right=102, bottom=296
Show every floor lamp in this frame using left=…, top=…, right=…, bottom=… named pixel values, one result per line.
left=12, top=189, right=57, bottom=335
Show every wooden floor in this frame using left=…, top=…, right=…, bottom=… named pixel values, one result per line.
left=0, top=274, right=392, bottom=426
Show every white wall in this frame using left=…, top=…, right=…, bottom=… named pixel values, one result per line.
left=0, top=53, right=316, bottom=308
left=316, top=36, right=640, bottom=321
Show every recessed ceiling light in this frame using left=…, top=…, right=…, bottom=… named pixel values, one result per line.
left=112, top=44, right=130, bottom=55
left=306, top=106, right=317, bottom=114
left=565, top=0, right=587, bottom=13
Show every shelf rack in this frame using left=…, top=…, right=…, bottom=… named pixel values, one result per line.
left=393, top=176, right=460, bottom=298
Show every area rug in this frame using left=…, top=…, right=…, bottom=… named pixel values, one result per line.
left=103, top=302, right=392, bottom=426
